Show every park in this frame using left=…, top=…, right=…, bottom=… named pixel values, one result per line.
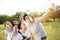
left=0, top=0, right=60, bottom=40
left=0, top=20, right=60, bottom=40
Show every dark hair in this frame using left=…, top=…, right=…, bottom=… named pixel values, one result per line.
left=11, top=18, right=16, bottom=26
left=23, top=13, right=28, bottom=20
left=18, top=22, right=21, bottom=30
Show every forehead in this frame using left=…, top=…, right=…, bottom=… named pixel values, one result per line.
left=19, top=15, right=23, bottom=18
left=21, top=23, right=25, bottom=25
left=14, top=25, right=18, bottom=28
left=25, top=15, right=31, bottom=18
left=6, top=22, right=9, bottom=24
left=15, top=25, right=18, bottom=27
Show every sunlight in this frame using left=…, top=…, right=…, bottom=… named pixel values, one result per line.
left=0, top=0, right=60, bottom=16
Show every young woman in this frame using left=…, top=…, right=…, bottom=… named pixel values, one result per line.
left=5, top=21, right=13, bottom=40
left=18, top=22, right=32, bottom=40
left=11, top=25, right=23, bottom=40
left=11, top=18, right=19, bottom=26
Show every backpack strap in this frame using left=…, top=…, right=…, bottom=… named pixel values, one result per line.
left=18, top=31, right=27, bottom=39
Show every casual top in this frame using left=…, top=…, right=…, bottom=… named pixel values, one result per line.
left=5, top=28, right=12, bottom=35
left=5, top=28, right=13, bottom=40
left=28, top=21, right=41, bottom=40
left=27, top=18, right=41, bottom=40
left=11, top=33, right=23, bottom=40
left=27, top=18, right=46, bottom=40
left=20, top=29, right=31, bottom=38
left=38, top=23, right=46, bottom=38
left=34, top=18, right=47, bottom=38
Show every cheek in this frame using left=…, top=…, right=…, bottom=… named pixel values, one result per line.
left=6, top=25, right=9, bottom=28
left=21, top=24, right=25, bottom=28
left=20, top=18, right=23, bottom=20
left=26, top=19, right=29, bottom=22
left=21, top=25, right=24, bottom=28
left=15, top=28, right=18, bottom=31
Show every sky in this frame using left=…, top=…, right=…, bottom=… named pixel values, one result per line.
left=0, top=0, right=60, bottom=16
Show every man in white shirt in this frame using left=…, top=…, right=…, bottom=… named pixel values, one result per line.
left=23, top=14, right=47, bottom=40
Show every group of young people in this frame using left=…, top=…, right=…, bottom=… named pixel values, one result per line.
left=4, top=4, right=56, bottom=40
left=5, top=13, right=47, bottom=40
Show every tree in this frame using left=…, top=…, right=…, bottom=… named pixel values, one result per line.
left=0, top=15, right=12, bottom=24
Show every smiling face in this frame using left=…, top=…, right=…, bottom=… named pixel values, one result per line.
left=5, top=21, right=12, bottom=30
left=13, top=25, right=18, bottom=31
left=25, top=15, right=33, bottom=23
left=13, top=20, right=18, bottom=25
left=21, top=23, right=27, bottom=30
left=19, top=15, right=24, bottom=22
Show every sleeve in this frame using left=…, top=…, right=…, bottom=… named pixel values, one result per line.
left=38, top=23, right=47, bottom=38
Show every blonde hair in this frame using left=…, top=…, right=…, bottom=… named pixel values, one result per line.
left=4, top=21, right=12, bottom=28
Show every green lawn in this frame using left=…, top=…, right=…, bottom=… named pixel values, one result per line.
left=0, top=24, right=6, bottom=40
left=0, top=20, right=60, bottom=40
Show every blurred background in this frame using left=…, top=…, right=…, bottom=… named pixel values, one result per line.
left=0, top=0, right=60, bottom=40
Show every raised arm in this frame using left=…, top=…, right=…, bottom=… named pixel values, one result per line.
left=38, top=6, right=56, bottom=22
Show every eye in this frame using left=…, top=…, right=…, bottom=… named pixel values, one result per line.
left=6, top=23, right=9, bottom=25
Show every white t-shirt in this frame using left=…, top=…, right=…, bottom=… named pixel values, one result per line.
left=34, top=18, right=46, bottom=38
left=20, top=29, right=31, bottom=38
left=7, top=32, right=12, bottom=40
left=28, top=21, right=41, bottom=40
left=5, top=29, right=12, bottom=40
left=22, top=21, right=29, bottom=28
left=28, top=18, right=46, bottom=40
left=11, top=33, right=23, bottom=40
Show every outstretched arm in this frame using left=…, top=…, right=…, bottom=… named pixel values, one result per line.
left=38, top=7, right=56, bottom=22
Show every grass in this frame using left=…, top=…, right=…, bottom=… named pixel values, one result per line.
left=0, top=20, right=60, bottom=40
left=0, top=24, right=6, bottom=40
left=43, top=20, right=60, bottom=40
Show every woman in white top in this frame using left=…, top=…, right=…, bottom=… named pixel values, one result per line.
left=4, top=21, right=13, bottom=40
left=18, top=22, right=32, bottom=40
left=11, top=25, right=23, bottom=40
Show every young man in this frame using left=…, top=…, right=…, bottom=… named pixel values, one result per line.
left=23, top=14, right=47, bottom=40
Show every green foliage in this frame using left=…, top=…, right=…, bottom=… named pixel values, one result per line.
left=0, top=15, right=12, bottom=24
left=28, top=12, right=40, bottom=18
left=0, top=12, right=22, bottom=24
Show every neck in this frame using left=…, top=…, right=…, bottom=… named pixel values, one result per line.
left=21, top=20, right=24, bottom=22
left=29, top=21, right=33, bottom=26
left=8, top=28, right=12, bottom=31
left=21, top=29, right=26, bottom=33
left=13, top=31, right=18, bottom=33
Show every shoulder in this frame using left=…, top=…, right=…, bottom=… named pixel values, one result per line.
left=5, top=29, right=8, bottom=33
left=18, top=33, right=23, bottom=39
left=33, top=18, right=38, bottom=22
